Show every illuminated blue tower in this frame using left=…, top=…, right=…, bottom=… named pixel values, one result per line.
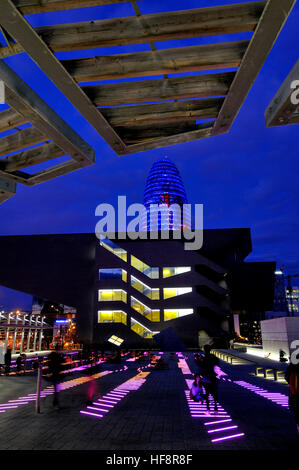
left=142, top=156, right=190, bottom=231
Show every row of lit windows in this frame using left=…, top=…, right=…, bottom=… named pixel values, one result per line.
left=99, top=238, right=191, bottom=279
left=98, top=287, right=192, bottom=303
left=98, top=308, right=194, bottom=324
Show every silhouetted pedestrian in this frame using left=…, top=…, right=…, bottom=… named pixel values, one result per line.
left=201, top=344, right=219, bottom=413
left=48, top=348, right=63, bottom=408
left=4, top=349, right=11, bottom=375
left=16, top=354, right=23, bottom=375
left=285, top=361, right=299, bottom=435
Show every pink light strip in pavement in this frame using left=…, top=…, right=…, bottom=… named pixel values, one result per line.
left=0, top=369, right=113, bottom=414
left=234, top=381, right=289, bottom=408
left=80, top=372, right=150, bottom=419
left=184, top=382, right=245, bottom=444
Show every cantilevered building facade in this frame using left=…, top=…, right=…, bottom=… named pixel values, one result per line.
left=0, top=229, right=275, bottom=350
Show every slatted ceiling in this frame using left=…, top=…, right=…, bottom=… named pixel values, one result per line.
left=0, top=1, right=295, bottom=157
left=0, top=142, right=65, bottom=172
left=13, top=0, right=134, bottom=14
left=62, top=41, right=248, bottom=82
left=126, top=123, right=214, bottom=153
left=100, top=98, right=224, bottom=127
left=0, top=107, right=28, bottom=133
left=83, top=72, right=235, bottom=106
left=34, top=2, right=265, bottom=52
left=0, top=127, right=46, bottom=158
left=117, top=121, right=199, bottom=144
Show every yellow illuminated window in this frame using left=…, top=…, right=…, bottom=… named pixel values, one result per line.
left=131, top=275, right=159, bottom=300
left=98, top=311, right=127, bottom=325
left=164, top=309, right=194, bottom=321
left=107, top=335, right=124, bottom=346
left=130, top=318, right=158, bottom=339
left=163, top=267, right=191, bottom=278
left=131, top=255, right=159, bottom=279
left=163, top=287, right=192, bottom=299
left=131, top=297, right=160, bottom=321
left=98, top=289, right=127, bottom=302
left=100, top=238, right=127, bottom=262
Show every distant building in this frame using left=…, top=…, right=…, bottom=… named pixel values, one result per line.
left=142, top=157, right=190, bottom=231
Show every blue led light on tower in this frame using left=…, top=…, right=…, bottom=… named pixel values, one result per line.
left=142, top=156, right=190, bottom=231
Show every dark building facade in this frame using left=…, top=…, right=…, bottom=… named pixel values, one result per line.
left=0, top=229, right=275, bottom=349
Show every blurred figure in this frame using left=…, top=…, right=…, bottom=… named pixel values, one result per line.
left=4, top=349, right=11, bottom=376
left=85, top=353, right=101, bottom=406
left=201, top=344, right=219, bottom=414
left=48, top=347, right=63, bottom=408
left=16, top=354, right=23, bottom=375
left=190, top=374, right=206, bottom=404
left=285, top=361, right=299, bottom=435
left=22, top=353, right=27, bottom=374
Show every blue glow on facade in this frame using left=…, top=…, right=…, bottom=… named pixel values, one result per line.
left=142, top=156, right=190, bottom=231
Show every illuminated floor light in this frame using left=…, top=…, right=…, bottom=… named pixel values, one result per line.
left=205, top=419, right=232, bottom=426
left=207, top=425, right=238, bottom=433
left=80, top=410, right=103, bottom=418
left=93, top=402, right=113, bottom=408
left=211, top=433, right=245, bottom=443
left=234, top=381, right=290, bottom=410
left=87, top=406, right=109, bottom=412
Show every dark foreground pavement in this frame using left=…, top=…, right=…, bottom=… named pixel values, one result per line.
left=0, top=353, right=298, bottom=451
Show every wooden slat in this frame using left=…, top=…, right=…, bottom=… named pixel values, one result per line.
left=0, top=142, right=65, bottom=172
left=13, top=0, right=133, bottom=14
left=1, top=0, right=129, bottom=156
left=0, top=176, right=16, bottom=204
left=0, top=107, right=27, bottom=132
left=0, top=62, right=94, bottom=166
left=62, top=41, right=249, bottom=82
left=265, top=59, right=299, bottom=127
left=100, top=98, right=224, bottom=127
left=0, top=127, right=46, bottom=158
left=0, top=168, right=30, bottom=185
left=0, top=43, right=24, bottom=59
left=27, top=160, right=82, bottom=185
left=212, top=0, right=297, bottom=136
left=117, top=121, right=200, bottom=144
left=83, top=72, right=235, bottom=106
left=35, top=2, right=265, bottom=52
left=126, top=124, right=214, bottom=153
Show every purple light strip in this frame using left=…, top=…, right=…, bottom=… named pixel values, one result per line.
left=234, top=381, right=289, bottom=409
left=207, top=425, right=238, bottom=434
left=80, top=372, right=150, bottom=419
left=211, top=433, right=245, bottom=443
left=184, top=380, right=245, bottom=444
left=205, top=419, right=233, bottom=426
left=87, top=406, right=109, bottom=413
left=80, top=410, right=103, bottom=418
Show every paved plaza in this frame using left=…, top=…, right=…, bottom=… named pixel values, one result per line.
left=0, top=352, right=298, bottom=452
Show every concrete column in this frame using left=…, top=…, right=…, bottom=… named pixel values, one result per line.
left=26, top=315, right=33, bottom=352
left=38, top=317, right=44, bottom=351
left=12, top=314, right=19, bottom=354
left=20, top=315, right=27, bottom=353
left=4, top=313, right=12, bottom=354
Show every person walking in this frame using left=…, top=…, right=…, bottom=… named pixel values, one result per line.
left=201, top=344, right=219, bottom=414
left=285, top=361, right=299, bottom=435
left=4, top=349, right=12, bottom=376
left=47, top=347, right=63, bottom=408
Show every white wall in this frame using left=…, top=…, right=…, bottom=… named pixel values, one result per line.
left=261, top=317, right=299, bottom=361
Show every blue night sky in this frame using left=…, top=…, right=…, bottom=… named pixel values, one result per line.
left=0, top=0, right=298, bottom=310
